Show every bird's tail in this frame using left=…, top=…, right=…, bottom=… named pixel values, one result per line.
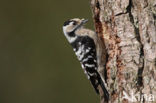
left=99, top=77, right=109, bottom=101
left=89, top=73, right=109, bottom=100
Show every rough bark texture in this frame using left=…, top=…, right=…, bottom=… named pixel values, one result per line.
left=91, top=0, right=156, bottom=103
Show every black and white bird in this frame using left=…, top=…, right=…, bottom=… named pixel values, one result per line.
left=62, top=18, right=109, bottom=98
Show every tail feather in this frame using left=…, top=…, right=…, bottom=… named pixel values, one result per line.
left=99, top=78, right=109, bottom=100
left=89, top=73, right=109, bottom=100
left=90, top=76, right=100, bottom=94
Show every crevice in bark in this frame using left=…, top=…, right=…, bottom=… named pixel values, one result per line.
left=93, top=0, right=103, bottom=38
left=127, top=0, right=144, bottom=87
left=115, top=0, right=133, bottom=17
left=104, top=53, right=108, bottom=83
left=137, top=51, right=144, bottom=87
left=137, top=67, right=144, bottom=86
left=91, top=0, right=109, bottom=102
left=127, top=0, right=134, bottom=24
left=153, top=13, right=156, bottom=20
left=155, top=59, right=156, bottom=66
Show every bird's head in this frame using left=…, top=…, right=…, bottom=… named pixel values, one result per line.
left=63, top=18, right=88, bottom=35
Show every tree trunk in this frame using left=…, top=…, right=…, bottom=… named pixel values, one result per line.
left=91, top=0, right=156, bottom=102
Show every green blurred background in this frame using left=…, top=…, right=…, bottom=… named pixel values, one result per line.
left=0, top=0, right=99, bottom=103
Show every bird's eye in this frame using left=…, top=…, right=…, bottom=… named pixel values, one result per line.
left=73, top=21, right=77, bottom=25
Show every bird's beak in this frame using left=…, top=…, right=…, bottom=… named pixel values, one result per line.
left=81, top=19, right=88, bottom=24
left=74, top=18, right=88, bottom=31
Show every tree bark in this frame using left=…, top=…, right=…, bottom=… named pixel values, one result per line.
left=91, top=0, right=156, bottom=103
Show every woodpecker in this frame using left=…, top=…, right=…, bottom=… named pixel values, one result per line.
left=62, top=18, right=108, bottom=98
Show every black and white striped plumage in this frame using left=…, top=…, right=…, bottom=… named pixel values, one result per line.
left=62, top=18, right=108, bottom=96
